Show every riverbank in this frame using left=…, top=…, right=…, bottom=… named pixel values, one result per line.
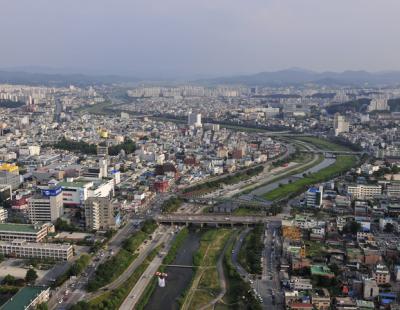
left=263, top=155, right=357, bottom=201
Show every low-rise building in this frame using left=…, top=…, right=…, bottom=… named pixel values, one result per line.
left=0, top=223, right=48, bottom=242
left=312, top=288, right=331, bottom=310
left=373, top=263, right=390, bottom=285
left=310, top=265, right=335, bottom=278
left=386, top=182, right=400, bottom=198
left=363, top=278, right=379, bottom=300
left=0, top=286, right=50, bottom=310
left=347, top=184, right=382, bottom=199
left=290, top=277, right=313, bottom=290
left=0, top=239, right=73, bottom=260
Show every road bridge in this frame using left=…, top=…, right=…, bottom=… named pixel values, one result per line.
left=156, top=214, right=280, bottom=226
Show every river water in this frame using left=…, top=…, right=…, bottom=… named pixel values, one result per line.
left=144, top=231, right=200, bottom=310
left=250, top=157, right=336, bottom=196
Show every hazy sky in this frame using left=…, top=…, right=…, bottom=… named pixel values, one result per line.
left=1, top=0, right=399, bottom=77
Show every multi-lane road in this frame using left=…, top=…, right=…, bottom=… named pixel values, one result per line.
left=119, top=227, right=175, bottom=310
left=231, top=222, right=284, bottom=309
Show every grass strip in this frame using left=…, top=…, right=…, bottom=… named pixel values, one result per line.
left=135, top=228, right=189, bottom=310
left=263, top=155, right=357, bottom=201
left=71, top=247, right=160, bottom=310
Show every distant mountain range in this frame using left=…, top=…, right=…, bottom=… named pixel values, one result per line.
left=1, top=68, right=400, bottom=87
left=199, top=68, right=400, bottom=87
left=0, top=70, right=139, bottom=87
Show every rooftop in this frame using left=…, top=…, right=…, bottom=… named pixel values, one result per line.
left=1, top=240, right=72, bottom=250
left=0, top=223, right=42, bottom=233
left=58, top=180, right=92, bottom=188
left=310, top=265, right=335, bottom=277
left=0, top=286, right=48, bottom=310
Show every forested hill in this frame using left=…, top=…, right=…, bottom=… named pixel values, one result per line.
left=325, top=98, right=371, bottom=114
left=388, top=98, right=400, bottom=112
left=326, top=98, right=400, bottom=114
left=0, top=99, right=25, bottom=109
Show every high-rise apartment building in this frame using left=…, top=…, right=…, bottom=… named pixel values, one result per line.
left=188, top=112, right=202, bottom=127
left=85, top=197, right=115, bottom=231
left=334, top=113, right=349, bottom=136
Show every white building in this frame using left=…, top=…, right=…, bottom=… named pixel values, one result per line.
left=290, top=277, right=313, bottom=290
left=334, top=113, right=349, bottom=136
left=0, top=239, right=73, bottom=260
left=59, top=180, right=93, bottom=207
left=0, top=207, right=7, bottom=223
left=347, top=184, right=382, bottom=199
left=188, top=112, right=202, bottom=127
left=87, top=179, right=115, bottom=198
left=28, top=186, right=63, bottom=223
left=368, top=98, right=389, bottom=112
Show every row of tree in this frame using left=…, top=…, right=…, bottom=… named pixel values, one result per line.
left=240, top=225, right=264, bottom=274
left=54, top=137, right=136, bottom=156
left=183, top=165, right=264, bottom=194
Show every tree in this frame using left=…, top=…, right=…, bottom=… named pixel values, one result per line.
left=70, top=301, right=90, bottom=310
left=391, top=165, right=400, bottom=174
left=384, top=223, right=395, bottom=233
left=2, top=274, right=16, bottom=285
left=343, top=221, right=362, bottom=234
left=36, top=303, right=48, bottom=310
left=25, top=268, right=38, bottom=284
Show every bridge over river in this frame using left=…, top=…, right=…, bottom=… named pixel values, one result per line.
left=156, top=214, right=281, bottom=226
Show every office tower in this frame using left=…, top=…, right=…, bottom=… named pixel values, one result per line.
left=28, top=185, right=63, bottom=223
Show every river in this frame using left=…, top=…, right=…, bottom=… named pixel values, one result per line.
left=144, top=231, right=200, bottom=310
left=250, top=157, right=336, bottom=196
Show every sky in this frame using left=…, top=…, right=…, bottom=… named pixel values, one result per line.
left=1, top=0, right=399, bottom=78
